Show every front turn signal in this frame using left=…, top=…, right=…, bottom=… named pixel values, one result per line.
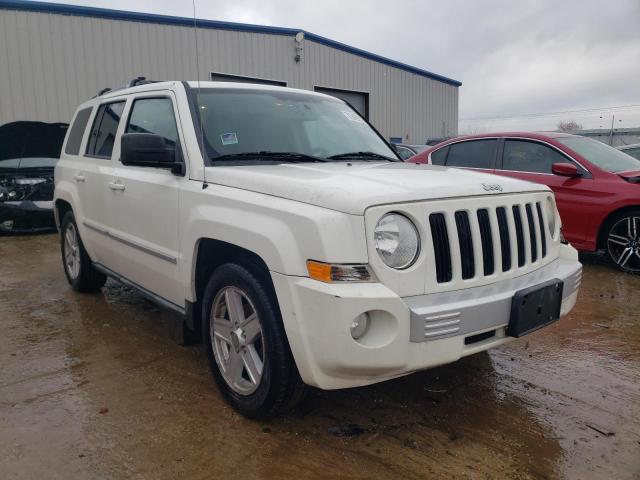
left=306, top=260, right=376, bottom=283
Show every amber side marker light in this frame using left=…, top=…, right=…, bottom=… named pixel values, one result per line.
left=306, top=260, right=376, bottom=283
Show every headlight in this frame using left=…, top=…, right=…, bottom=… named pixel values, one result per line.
left=545, top=197, right=558, bottom=238
left=374, top=213, right=420, bottom=269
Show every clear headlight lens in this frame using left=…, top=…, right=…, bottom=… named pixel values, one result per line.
left=374, top=213, right=420, bottom=269
left=545, top=197, right=558, bottom=239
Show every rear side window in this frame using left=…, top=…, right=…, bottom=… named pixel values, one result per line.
left=125, top=98, right=178, bottom=147
left=86, top=101, right=126, bottom=158
left=430, top=146, right=449, bottom=165
left=446, top=140, right=497, bottom=169
left=65, top=107, right=92, bottom=155
left=502, top=140, right=568, bottom=173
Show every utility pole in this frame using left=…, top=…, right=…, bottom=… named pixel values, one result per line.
left=610, top=114, right=615, bottom=146
left=600, top=115, right=622, bottom=146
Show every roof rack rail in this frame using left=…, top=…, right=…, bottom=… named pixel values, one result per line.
left=97, top=87, right=112, bottom=96
left=127, top=76, right=159, bottom=88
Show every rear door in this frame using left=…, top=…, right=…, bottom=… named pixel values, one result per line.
left=76, top=101, right=126, bottom=263
left=493, top=138, right=595, bottom=245
left=107, top=93, right=183, bottom=305
left=434, top=139, right=498, bottom=174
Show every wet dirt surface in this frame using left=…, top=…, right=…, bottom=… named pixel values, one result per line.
left=1, top=234, right=639, bottom=479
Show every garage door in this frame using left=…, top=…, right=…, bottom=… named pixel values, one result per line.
left=314, top=87, right=369, bottom=119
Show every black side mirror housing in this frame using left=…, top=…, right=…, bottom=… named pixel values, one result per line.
left=120, top=133, right=184, bottom=175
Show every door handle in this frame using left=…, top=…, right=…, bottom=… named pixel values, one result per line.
left=74, top=173, right=86, bottom=183
left=108, top=181, right=126, bottom=192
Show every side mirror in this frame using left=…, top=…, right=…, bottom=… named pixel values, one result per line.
left=121, top=133, right=184, bottom=175
left=551, top=162, right=581, bottom=178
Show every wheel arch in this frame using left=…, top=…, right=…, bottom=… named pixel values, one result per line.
left=193, top=238, right=271, bottom=304
left=188, top=238, right=274, bottom=335
left=597, top=205, right=640, bottom=250
left=54, top=198, right=73, bottom=230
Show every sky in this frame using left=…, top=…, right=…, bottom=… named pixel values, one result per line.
left=41, top=0, right=640, bottom=133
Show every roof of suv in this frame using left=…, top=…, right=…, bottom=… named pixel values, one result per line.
left=89, top=80, right=340, bottom=105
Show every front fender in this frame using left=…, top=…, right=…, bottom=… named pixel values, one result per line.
left=180, top=183, right=368, bottom=302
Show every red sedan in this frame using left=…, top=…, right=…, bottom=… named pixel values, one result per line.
left=410, top=132, right=640, bottom=273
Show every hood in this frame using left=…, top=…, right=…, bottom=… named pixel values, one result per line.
left=618, top=169, right=640, bottom=183
left=205, top=162, right=548, bottom=215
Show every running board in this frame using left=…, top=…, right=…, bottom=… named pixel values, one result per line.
left=92, top=263, right=198, bottom=345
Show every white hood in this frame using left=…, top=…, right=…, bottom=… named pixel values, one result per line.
left=205, top=162, right=549, bottom=215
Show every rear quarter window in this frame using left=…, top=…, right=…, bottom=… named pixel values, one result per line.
left=65, top=107, right=92, bottom=155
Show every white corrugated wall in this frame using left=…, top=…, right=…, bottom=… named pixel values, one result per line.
left=0, top=7, right=459, bottom=142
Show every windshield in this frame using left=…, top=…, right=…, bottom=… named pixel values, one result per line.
left=557, top=136, right=640, bottom=173
left=192, top=88, right=397, bottom=162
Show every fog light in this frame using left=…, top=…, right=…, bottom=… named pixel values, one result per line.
left=350, top=313, right=369, bottom=340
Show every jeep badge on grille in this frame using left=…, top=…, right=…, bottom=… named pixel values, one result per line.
left=482, top=183, right=503, bottom=192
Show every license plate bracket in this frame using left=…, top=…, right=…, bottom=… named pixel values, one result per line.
left=508, top=279, right=564, bottom=338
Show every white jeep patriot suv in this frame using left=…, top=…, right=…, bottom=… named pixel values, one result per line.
left=54, top=80, right=582, bottom=418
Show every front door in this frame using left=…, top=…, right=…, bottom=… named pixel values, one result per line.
left=107, top=94, right=184, bottom=306
left=493, top=138, right=595, bottom=246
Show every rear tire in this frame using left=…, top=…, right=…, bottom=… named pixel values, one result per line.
left=201, top=261, right=305, bottom=418
left=60, top=211, right=107, bottom=292
left=604, top=210, right=640, bottom=274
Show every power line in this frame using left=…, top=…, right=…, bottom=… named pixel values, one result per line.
left=460, top=104, right=640, bottom=122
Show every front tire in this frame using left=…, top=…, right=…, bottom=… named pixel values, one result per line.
left=605, top=211, right=640, bottom=274
left=201, top=261, right=305, bottom=418
left=60, top=211, right=107, bottom=292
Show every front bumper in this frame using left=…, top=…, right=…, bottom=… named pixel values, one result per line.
left=272, top=245, right=581, bottom=390
left=0, top=200, right=56, bottom=234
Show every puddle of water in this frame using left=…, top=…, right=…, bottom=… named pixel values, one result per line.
left=1, top=235, right=639, bottom=479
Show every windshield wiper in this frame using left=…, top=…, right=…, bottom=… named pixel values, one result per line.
left=212, top=151, right=328, bottom=162
left=327, top=151, right=397, bottom=161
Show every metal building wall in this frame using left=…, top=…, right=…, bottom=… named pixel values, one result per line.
left=0, top=7, right=459, bottom=143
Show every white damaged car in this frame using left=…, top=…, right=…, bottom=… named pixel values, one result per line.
left=54, top=81, right=581, bottom=417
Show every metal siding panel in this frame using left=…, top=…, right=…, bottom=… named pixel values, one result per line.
left=0, top=11, right=15, bottom=123
left=0, top=8, right=458, bottom=141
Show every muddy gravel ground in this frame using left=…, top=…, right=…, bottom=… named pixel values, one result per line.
left=1, top=234, right=639, bottom=480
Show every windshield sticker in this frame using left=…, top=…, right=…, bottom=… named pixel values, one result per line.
left=220, top=132, right=238, bottom=145
left=342, top=111, right=365, bottom=123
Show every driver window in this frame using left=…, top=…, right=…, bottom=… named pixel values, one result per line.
left=126, top=98, right=179, bottom=148
left=502, top=140, right=570, bottom=174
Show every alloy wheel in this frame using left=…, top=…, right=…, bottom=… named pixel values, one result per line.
left=607, top=215, right=640, bottom=273
left=210, top=286, right=264, bottom=395
left=64, top=223, right=81, bottom=279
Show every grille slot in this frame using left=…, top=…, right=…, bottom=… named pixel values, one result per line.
left=525, top=203, right=538, bottom=262
left=536, top=202, right=547, bottom=257
left=496, top=207, right=511, bottom=272
left=512, top=205, right=526, bottom=267
left=455, top=211, right=475, bottom=279
left=429, top=213, right=452, bottom=283
left=476, top=209, right=495, bottom=276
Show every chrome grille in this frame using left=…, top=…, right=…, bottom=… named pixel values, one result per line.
left=430, top=201, right=550, bottom=284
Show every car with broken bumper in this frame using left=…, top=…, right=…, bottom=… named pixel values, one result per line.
left=54, top=81, right=581, bottom=417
